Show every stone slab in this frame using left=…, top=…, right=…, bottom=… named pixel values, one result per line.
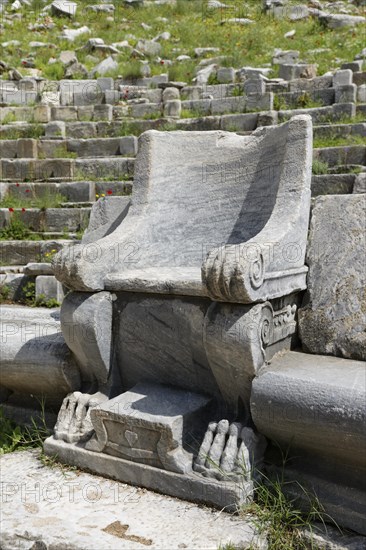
left=44, top=438, right=253, bottom=513
left=0, top=449, right=264, bottom=550
left=251, top=350, right=366, bottom=535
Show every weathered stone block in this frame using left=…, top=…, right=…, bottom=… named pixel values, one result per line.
left=298, top=195, right=365, bottom=360
left=77, top=106, right=94, bottom=121
left=0, top=305, right=79, bottom=399
left=36, top=275, right=64, bottom=303
left=90, top=382, right=212, bottom=473
left=341, top=61, right=363, bottom=73
left=60, top=88, right=74, bottom=106
left=143, top=89, right=163, bottom=103
left=246, top=92, right=273, bottom=111
left=211, top=97, right=245, bottom=115
left=17, top=139, right=38, bottom=159
left=130, top=103, right=162, bottom=119
left=74, top=158, right=133, bottom=180
left=162, top=87, right=180, bottom=103
left=74, top=90, right=104, bottom=106
left=279, top=63, right=317, bottom=81
left=217, top=67, right=236, bottom=84
left=164, top=100, right=181, bottom=118
left=45, top=121, right=66, bottom=139
left=119, top=136, right=138, bottom=156
left=96, top=77, right=114, bottom=91
left=44, top=208, right=90, bottom=232
left=180, top=99, right=211, bottom=116
left=243, top=78, right=265, bottom=96
left=51, top=106, right=78, bottom=122
left=0, top=141, right=17, bottom=159
left=105, top=90, right=120, bottom=104
left=82, top=196, right=131, bottom=244
left=251, top=350, right=366, bottom=535
left=33, top=105, right=51, bottom=123
left=335, top=84, right=357, bottom=104
left=66, top=122, right=97, bottom=139
left=220, top=113, right=258, bottom=132
left=58, top=181, right=95, bottom=202
left=24, top=263, right=54, bottom=276
left=353, top=173, right=366, bottom=194
left=357, top=84, right=366, bottom=103
left=333, top=69, right=353, bottom=87
left=93, top=104, right=113, bottom=121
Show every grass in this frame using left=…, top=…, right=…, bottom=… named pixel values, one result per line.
left=117, top=122, right=142, bottom=137
left=274, top=93, right=324, bottom=111
left=0, top=213, right=39, bottom=241
left=0, top=284, right=11, bottom=304
left=181, top=108, right=208, bottom=119
left=1, top=112, right=17, bottom=125
left=35, top=294, right=60, bottom=308
left=0, top=125, right=44, bottom=141
left=0, top=189, right=67, bottom=210
left=312, top=159, right=329, bottom=175
left=0, top=404, right=50, bottom=455
left=313, top=134, right=366, bottom=148
left=242, top=470, right=333, bottom=549
left=0, top=405, right=76, bottom=474
left=0, top=0, right=363, bottom=87
left=51, top=145, right=78, bottom=160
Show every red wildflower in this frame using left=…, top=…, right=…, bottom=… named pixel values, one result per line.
left=8, top=207, right=14, bottom=212
left=16, top=183, right=20, bottom=187
left=21, top=208, right=26, bottom=212
left=25, top=189, right=30, bottom=193
left=107, top=189, right=113, bottom=195
left=160, top=60, right=165, bottom=65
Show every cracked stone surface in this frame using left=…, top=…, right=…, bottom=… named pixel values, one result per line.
left=0, top=450, right=266, bottom=550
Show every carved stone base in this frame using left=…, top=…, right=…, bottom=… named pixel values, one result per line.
left=43, top=438, right=253, bottom=512
left=44, top=383, right=257, bottom=511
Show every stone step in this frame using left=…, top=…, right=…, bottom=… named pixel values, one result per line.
left=275, top=87, right=335, bottom=107
left=313, top=145, right=366, bottom=167
left=0, top=207, right=91, bottom=233
left=0, top=269, right=63, bottom=306
left=313, top=122, right=366, bottom=140
left=0, top=157, right=135, bottom=182
left=251, top=351, right=366, bottom=535
left=0, top=240, right=70, bottom=266
left=0, top=180, right=132, bottom=203
left=327, top=164, right=365, bottom=174
left=311, top=174, right=356, bottom=196
left=1, top=103, right=363, bottom=141
left=0, top=136, right=138, bottom=159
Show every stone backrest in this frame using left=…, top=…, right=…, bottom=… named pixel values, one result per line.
left=55, top=115, right=312, bottom=303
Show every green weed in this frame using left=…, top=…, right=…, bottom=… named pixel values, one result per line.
left=0, top=404, right=50, bottom=455
left=312, top=159, right=329, bottom=175
left=0, top=213, right=38, bottom=241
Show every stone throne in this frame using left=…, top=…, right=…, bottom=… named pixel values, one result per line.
left=45, top=114, right=312, bottom=509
